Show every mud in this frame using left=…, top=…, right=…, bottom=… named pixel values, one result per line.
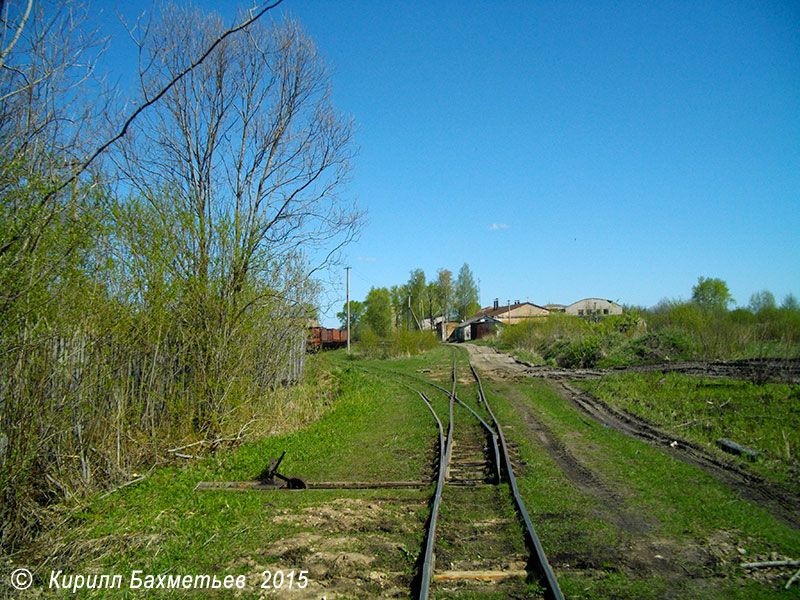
left=553, top=380, right=800, bottom=530
left=462, top=344, right=800, bottom=530
left=250, top=497, right=426, bottom=599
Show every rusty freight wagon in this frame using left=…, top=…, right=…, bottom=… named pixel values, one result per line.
left=308, top=327, right=348, bottom=350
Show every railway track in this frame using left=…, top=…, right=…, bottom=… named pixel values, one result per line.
left=362, top=351, right=564, bottom=599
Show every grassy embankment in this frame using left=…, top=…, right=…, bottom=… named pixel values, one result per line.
left=492, top=304, right=800, bottom=368
left=12, top=352, right=445, bottom=599
left=12, top=344, right=800, bottom=599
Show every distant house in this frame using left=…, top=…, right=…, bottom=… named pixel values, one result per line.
left=434, top=317, right=461, bottom=342
left=544, top=304, right=566, bottom=313
left=452, top=315, right=504, bottom=342
left=473, top=299, right=549, bottom=325
left=566, top=298, right=622, bottom=318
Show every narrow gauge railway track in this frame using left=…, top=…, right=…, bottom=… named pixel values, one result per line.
left=356, top=353, right=564, bottom=600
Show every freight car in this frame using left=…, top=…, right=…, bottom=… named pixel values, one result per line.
left=308, top=327, right=348, bottom=350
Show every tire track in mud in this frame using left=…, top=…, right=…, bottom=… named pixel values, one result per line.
left=553, top=380, right=800, bottom=530
left=521, top=358, right=800, bottom=384
left=479, top=365, right=712, bottom=583
left=462, top=345, right=800, bottom=530
left=510, top=394, right=657, bottom=536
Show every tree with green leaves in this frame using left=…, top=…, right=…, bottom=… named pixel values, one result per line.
left=337, top=300, right=364, bottom=332
left=781, top=294, right=799, bottom=312
left=749, top=290, right=776, bottom=314
left=691, top=277, right=733, bottom=311
left=389, top=285, right=405, bottom=328
left=455, top=263, right=480, bottom=321
left=363, top=287, right=393, bottom=337
left=436, top=268, right=455, bottom=321
left=407, top=268, right=426, bottom=329
left=425, top=280, right=442, bottom=329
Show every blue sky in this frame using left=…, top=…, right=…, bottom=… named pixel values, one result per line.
left=101, top=1, right=799, bottom=325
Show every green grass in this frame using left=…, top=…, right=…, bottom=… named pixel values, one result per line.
left=577, top=372, right=800, bottom=489
left=16, top=345, right=800, bottom=600
left=482, top=377, right=800, bottom=599
left=20, top=356, right=442, bottom=599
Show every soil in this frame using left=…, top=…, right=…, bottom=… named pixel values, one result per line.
left=461, top=344, right=800, bottom=530
left=249, top=497, right=426, bottom=599
left=553, top=380, right=800, bottom=530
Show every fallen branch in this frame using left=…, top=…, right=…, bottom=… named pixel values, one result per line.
left=99, top=475, right=146, bottom=499
left=787, top=566, right=800, bottom=590
left=167, top=440, right=207, bottom=453
left=676, top=417, right=712, bottom=429
left=167, top=433, right=245, bottom=455
left=741, top=559, right=800, bottom=568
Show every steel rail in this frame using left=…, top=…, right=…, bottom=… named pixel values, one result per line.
left=348, top=360, right=516, bottom=597
left=359, top=362, right=502, bottom=482
left=355, top=370, right=447, bottom=600
left=468, top=358, right=565, bottom=600
left=417, top=371, right=454, bottom=600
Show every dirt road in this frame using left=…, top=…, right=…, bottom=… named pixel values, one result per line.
left=461, top=344, right=800, bottom=530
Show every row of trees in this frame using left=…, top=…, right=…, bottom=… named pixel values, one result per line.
left=338, top=263, right=481, bottom=338
left=501, top=277, right=800, bottom=369
left=689, top=277, right=798, bottom=313
left=1, top=1, right=360, bottom=551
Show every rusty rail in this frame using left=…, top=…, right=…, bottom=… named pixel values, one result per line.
left=469, top=358, right=565, bottom=600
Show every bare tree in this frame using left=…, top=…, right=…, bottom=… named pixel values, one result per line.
left=117, top=5, right=360, bottom=304
left=0, top=0, right=349, bottom=552
left=111, top=5, right=361, bottom=414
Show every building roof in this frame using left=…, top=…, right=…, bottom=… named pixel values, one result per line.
left=457, top=314, right=504, bottom=329
left=473, top=301, right=549, bottom=319
left=567, top=298, right=620, bottom=307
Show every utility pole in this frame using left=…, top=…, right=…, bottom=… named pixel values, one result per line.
left=346, top=266, right=351, bottom=354
left=407, top=293, right=411, bottom=331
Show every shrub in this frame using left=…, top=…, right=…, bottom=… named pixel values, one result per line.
left=390, top=330, right=439, bottom=356
left=557, top=334, right=603, bottom=368
left=354, top=328, right=438, bottom=359
left=628, top=329, right=700, bottom=361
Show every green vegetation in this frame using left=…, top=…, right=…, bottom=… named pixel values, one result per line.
left=355, top=329, right=440, bottom=359
left=578, top=373, right=800, bottom=489
left=0, top=3, right=361, bottom=554
left=345, top=263, right=475, bottom=340
left=16, top=346, right=800, bottom=599
left=496, top=281, right=800, bottom=368
left=692, top=276, right=734, bottom=310
left=21, top=356, right=436, bottom=598
left=483, top=377, right=800, bottom=600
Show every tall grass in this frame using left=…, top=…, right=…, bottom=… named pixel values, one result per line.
left=0, top=196, right=312, bottom=553
left=353, top=328, right=439, bottom=359
left=498, top=304, right=799, bottom=368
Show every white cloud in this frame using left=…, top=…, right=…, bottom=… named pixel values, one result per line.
left=490, top=223, right=509, bottom=230
left=356, top=256, right=376, bottom=261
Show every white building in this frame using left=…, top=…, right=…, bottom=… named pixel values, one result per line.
left=566, top=298, right=622, bottom=318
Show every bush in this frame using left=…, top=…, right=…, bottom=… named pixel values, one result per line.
left=557, top=334, right=603, bottom=368
left=390, top=330, right=439, bottom=356
left=495, top=303, right=800, bottom=368
left=354, top=328, right=439, bottom=359
left=355, top=327, right=383, bottom=358
left=628, top=329, right=700, bottom=361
